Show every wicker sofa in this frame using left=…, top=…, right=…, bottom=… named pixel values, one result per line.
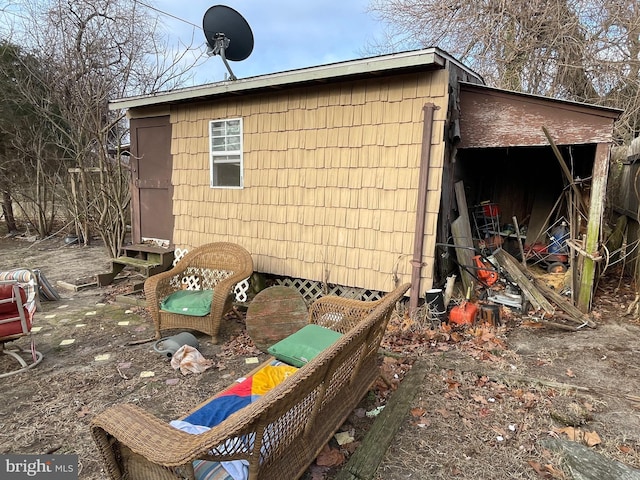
left=91, top=282, right=410, bottom=480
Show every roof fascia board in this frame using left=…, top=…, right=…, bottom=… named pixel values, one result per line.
left=460, top=81, right=623, bottom=119
left=109, top=49, right=451, bottom=111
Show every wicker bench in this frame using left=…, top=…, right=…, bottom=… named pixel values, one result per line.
left=91, top=282, right=410, bottom=480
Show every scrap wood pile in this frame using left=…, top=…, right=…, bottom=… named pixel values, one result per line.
left=417, top=246, right=596, bottom=337
left=490, top=248, right=596, bottom=331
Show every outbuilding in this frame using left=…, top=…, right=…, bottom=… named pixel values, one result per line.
left=110, top=47, right=621, bottom=311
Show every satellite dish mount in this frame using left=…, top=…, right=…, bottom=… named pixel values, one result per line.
left=207, top=33, right=236, bottom=80
left=203, top=5, right=254, bottom=81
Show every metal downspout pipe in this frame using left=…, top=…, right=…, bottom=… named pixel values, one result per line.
left=410, top=103, right=439, bottom=310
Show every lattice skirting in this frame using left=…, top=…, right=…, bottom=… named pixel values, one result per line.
left=270, top=275, right=385, bottom=304
left=173, top=247, right=385, bottom=305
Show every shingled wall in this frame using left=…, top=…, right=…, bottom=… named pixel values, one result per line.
left=167, top=69, right=449, bottom=293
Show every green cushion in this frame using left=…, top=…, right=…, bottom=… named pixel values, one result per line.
left=160, top=289, right=214, bottom=316
left=267, top=324, right=343, bottom=368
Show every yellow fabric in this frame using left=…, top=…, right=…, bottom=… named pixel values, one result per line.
left=251, top=364, right=298, bottom=396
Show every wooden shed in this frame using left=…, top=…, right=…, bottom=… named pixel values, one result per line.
left=110, top=48, right=621, bottom=311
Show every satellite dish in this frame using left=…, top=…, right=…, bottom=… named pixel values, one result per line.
left=203, top=5, right=254, bottom=81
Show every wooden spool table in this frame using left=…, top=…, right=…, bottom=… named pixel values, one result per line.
left=245, top=286, right=308, bottom=352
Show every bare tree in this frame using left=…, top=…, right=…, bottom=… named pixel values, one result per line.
left=367, top=0, right=640, bottom=143
left=0, top=41, right=64, bottom=237
left=1, top=0, right=197, bottom=255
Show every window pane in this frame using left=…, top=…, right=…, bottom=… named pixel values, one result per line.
left=227, top=120, right=240, bottom=134
left=226, top=136, right=240, bottom=150
left=213, top=162, right=241, bottom=187
left=210, top=122, right=224, bottom=136
left=211, top=137, right=227, bottom=151
left=210, top=118, right=243, bottom=188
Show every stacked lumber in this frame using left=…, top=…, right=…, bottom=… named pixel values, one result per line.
left=492, top=248, right=596, bottom=331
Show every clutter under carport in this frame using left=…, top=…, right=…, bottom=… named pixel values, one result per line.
left=428, top=243, right=596, bottom=332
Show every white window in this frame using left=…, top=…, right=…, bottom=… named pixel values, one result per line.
left=209, top=118, right=243, bottom=188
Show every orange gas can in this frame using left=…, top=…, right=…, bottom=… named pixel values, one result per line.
left=449, top=301, right=478, bottom=325
left=449, top=287, right=478, bottom=325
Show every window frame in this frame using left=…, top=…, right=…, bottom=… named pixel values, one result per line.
left=209, top=117, right=244, bottom=189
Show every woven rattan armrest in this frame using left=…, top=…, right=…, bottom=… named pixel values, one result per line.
left=91, top=403, right=256, bottom=468
left=308, top=295, right=385, bottom=333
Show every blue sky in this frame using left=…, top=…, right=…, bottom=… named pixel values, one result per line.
left=154, top=1, right=384, bottom=85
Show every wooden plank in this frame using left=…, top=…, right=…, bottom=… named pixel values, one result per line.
left=335, top=359, right=430, bottom=480
left=454, top=181, right=471, bottom=230
left=451, top=217, right=476, bottom=294
left=525, top=189, right=557, bottom=246
left=543, top=126, right=589, bottom=214
left=542, top=438, right=640, bottom=480
left=512, top=216, right=526, bottom=266
left=113, top=257, right=160, bottom=268
left=492, top=248, right=555, bottom=315
left=577, top=143, right=609, bottom=313
left=532, top=278, right=596, bottom=328
left=452, top=181, right=477, bottom=294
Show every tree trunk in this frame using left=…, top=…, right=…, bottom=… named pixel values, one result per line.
left=2, top=189, right=17, bottom=233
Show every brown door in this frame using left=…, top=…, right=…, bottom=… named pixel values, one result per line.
left=130, top=116, right=174, bottom=245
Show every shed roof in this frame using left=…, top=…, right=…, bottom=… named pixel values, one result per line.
left=460, top=82, right=623, bottom=118
left=109, top=47, right=482, bottom=110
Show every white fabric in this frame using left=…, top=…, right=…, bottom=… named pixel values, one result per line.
left=169, top=420, right=249, bottom=480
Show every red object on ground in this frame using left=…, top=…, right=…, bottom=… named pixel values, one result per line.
left=449, top=301, right=478, bottom=325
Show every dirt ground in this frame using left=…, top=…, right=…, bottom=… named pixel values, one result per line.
left=1, top=234, right=640, bottom=480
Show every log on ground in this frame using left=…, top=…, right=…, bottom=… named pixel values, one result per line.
left=334, top=359, right=430, bottom=480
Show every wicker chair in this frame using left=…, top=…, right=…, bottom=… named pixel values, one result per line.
left=144, top=242, right=253, bottom=344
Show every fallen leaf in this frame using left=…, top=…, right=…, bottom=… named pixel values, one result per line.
left=412, top=417, right=430, bottom=427
left=315, top=444, right=344, bottom=467
left=584, top=430, right=601, bottom=447
left=478, top=407, right=492, bottom=417
left=618, top=445, right=633, bottom=454
left=527, top=460, right=563, bottom=479
left=566, top=368, right=575, bottom=378
left=410, top=407, right=426, bottom=417
left=527, top=460, right=545, bottom=475
left=76, top=406, right=91, bottom=418
left=491, top=426, right=506, bottom=436
left=475, top=375, right=489, bottom=387
left=450, top=332, right=464, bottom=342
left=308, top=465, right=327, bottom=480
left=435, top=408, right=450, bottom=419
left=545, top=464, right=565, bottom=478
left=334, top=431, right=354, bottom=445
left=553, top=427, right=601, bottom=447
left=450, top=466, right=463, bottom=475
left=554, top=426, right=577, bottom=441
left=445, top=379, right=461, bottom=390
